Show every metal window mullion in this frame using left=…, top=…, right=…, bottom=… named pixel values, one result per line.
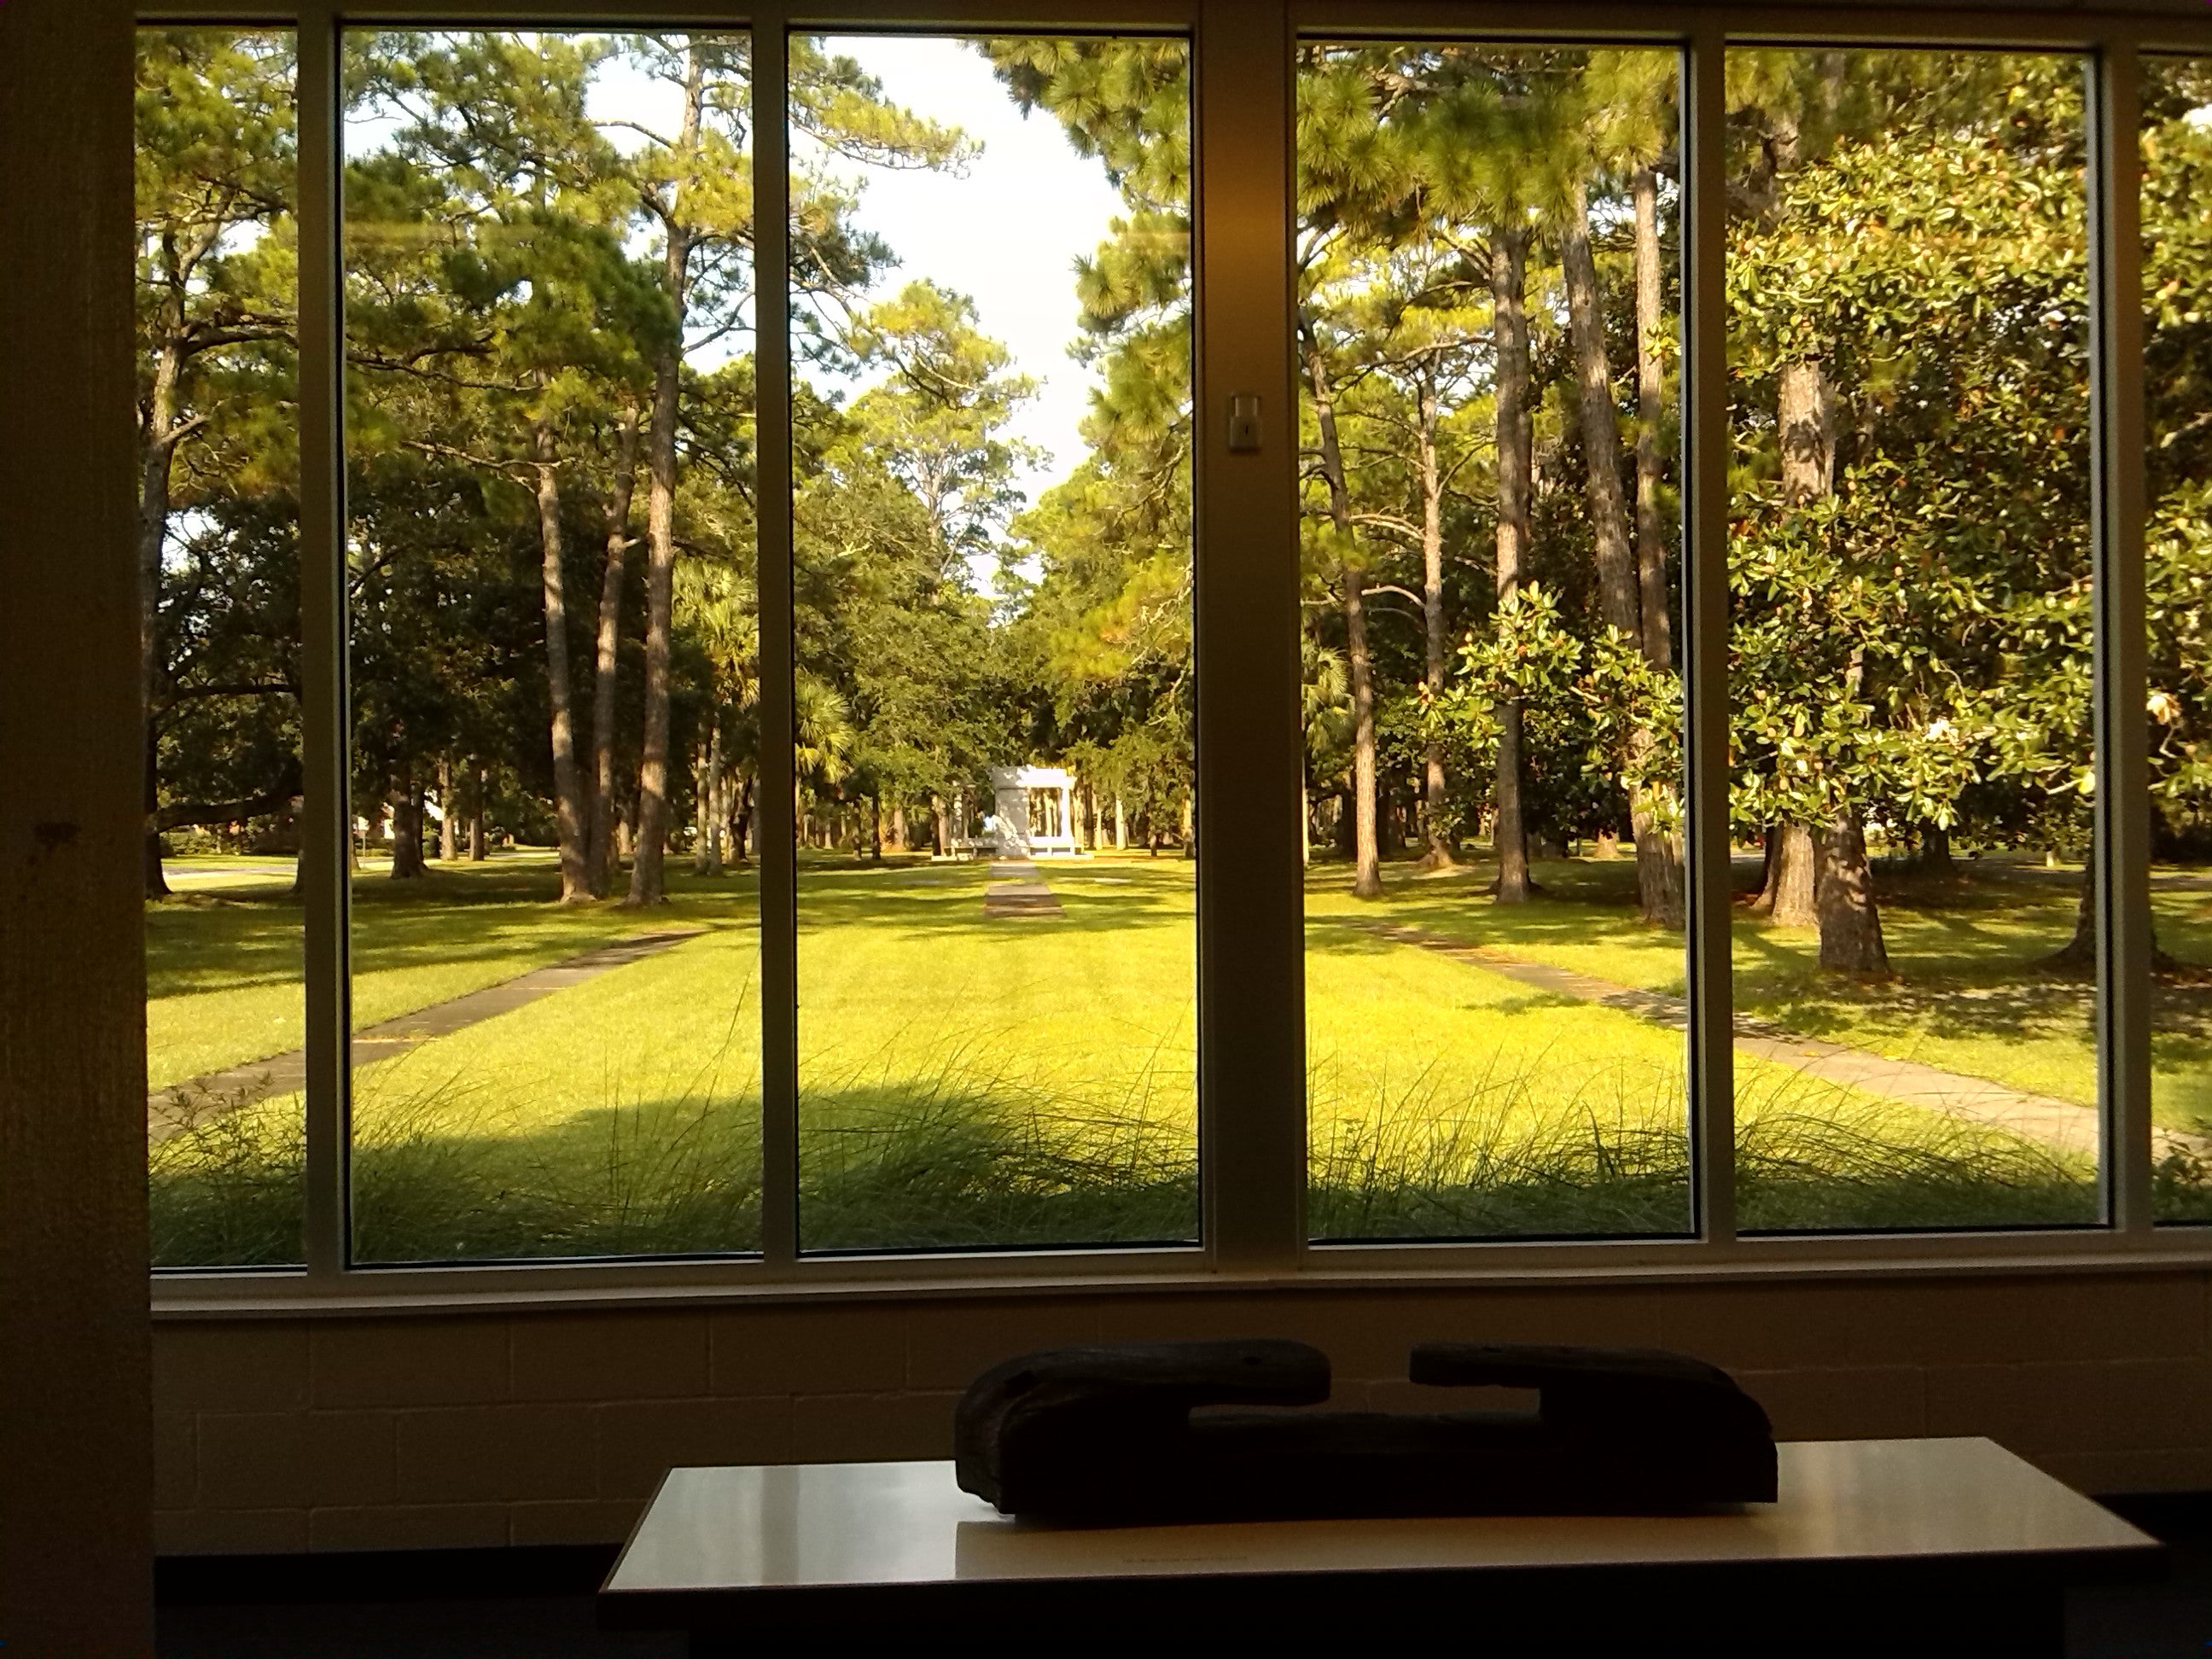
left=296, top=3, right=352, bottom=1279
left=754, top=12, right=800, bottom=1269
left=1682, top=26, right=1735, bottom=1248
left=2090, top=39, right=2152, bottom=1235
left=1193, top=0, right=1303, bottom=1269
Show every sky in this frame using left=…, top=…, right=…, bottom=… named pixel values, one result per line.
left=349, top=34, right=1137, bottom=505
left=795, top=35, right=1130, bottom=499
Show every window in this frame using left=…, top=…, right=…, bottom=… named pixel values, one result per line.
left=1295, top=44, right=1691, bottom=1241
left=2145, top=55, right=2212, bottom=1221
left=787, top=35, right=1196, bottom=1250
left=1725, top=49, right=2099, bottom=1230
left=138, top=27, right=305, bottom=1269
left=335, top=32, right=764, bottom=1261
left=136, top=8, right=2212, bottom=1292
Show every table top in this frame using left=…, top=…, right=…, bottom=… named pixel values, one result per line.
left=602, top=1437, right=2157, bottom=1601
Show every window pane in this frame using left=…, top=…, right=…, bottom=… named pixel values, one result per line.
left=1726, top=50, right=2099, bottom=1231
left=2145, top=56, right=2212, bottom=1222
left=138, top=28, right=306, bottom=1269
left=1296, top=45, right=1693, bottom=1241
left=789, top=36, right=1197, bottom=1251
left=342, top=32, right=761, bottom=1262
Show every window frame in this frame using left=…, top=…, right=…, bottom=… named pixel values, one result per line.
left=143, top=0, right=2212, bottom=1313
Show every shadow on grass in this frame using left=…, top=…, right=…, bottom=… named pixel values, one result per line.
left=154, top=1056, right=2128, bottom=1267
left=148, top=859, right=765, bottom=1004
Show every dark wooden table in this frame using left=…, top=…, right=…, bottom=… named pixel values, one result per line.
left=599, top=1437, right=2159, bottom=1656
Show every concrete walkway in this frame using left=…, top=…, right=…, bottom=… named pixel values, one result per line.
left=983, top=859, right=1062, bottom=918
left=1351, top=920, right=2204, bottom=1160
left=148, top=926, right=706, bottom=1140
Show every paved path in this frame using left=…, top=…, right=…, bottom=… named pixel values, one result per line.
left=983, top=859, right=1062, bottom=918
left=1349, top=920, right=2205, bottom=1160
left=148, top=927, right=706, bottom=1140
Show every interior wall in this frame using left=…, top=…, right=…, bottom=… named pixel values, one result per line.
left=154, top=1270, right=2212, bottom=1553
left=0, top=0, right=153, bottom=1651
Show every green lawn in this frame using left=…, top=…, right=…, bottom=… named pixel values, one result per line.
left=152, top=843, right=2203, bottom=1266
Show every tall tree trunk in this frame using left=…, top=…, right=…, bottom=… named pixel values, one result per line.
left=1415, top=375, right=1454, bottom=871
left=626, top=340, right=687, bottom=904
left=627, top=53, right=705, bottom=906
left=2040, top=851, right=2175, bottom=975
left=1558, top=183, right=1641, bottom=641
left=1632, top=166, right=1672, bottom=669
left=888, top=800, right=907, bottom=853
left=1755, top=823, right=1819, bottom=925
left=436, top=756, right=457, bottom=861
left=1114, top=795, right=1126, bottom=850
left=139, top=338, right=187, bottom=899
left=534, top=417, right=591, bottom=902
left=469, top=764, right=486, bottom=861
left=1757, top=364, right=1818, bottom=922
left=1561, top=178, right=1681, bottom=928
left=1302, top=322, right=1381, bottom=898
left=389, top=769, right=426, bottom=881
left=731, top=771, right=754, bottom=864
left=587, top=406, right=642, bottom=896
left=1815, top=813, right=1890, bottom=975
left=1492, top=226, right=1535, bottom=905
left=692, top=744, right=712, bottom=874
left=1778, top=358, right=1836, bottom=504
left=1777, top=354, right=1883, bottom=963
left=1914, top=820, right=1957, bottom=880
left=706, top=721, right=724, bottom=873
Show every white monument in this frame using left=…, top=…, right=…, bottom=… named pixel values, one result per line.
left=987, top=765, right=1079, bottom=859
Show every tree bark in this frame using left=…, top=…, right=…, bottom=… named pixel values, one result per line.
left=1558, top=181, right=1640, bottom=642
left=534, top=417, right=592, bottom=902
left=587, top=406, right=641, bottom=896
left=694, top=725, right=724, bottom=876
left=1777, top=353, right=1884, bottom=968
left=389, top=770, right=427, bottom=881
left=138, top=336, right=187, bottom=899
left=1416, top=375, right=1454, bottom=871
left=1114, top=794, right=1127, bottom=850
left=1561, top=177, right=1682, bottom=928
left=436, top=756, right=457, bottom=861
left=1755, top=823, right=1819, bottom=926
left=1914, top=820, right=1957, bottom=880
left=731, top=770, right=754, bottom=864
left=469, top=764, right=486, bottom=860
left=1815, top=812, right=1890, bottom=975
left=626, top=344, right=686, bottom=902
left=1778, top=358, right=1836, bottom=505
left=1302, top=322, right=1381, bottom=899
left=1491, top=226, right=1535, bottom=905
left=627, top=48, right=705, bottom=907
left=1632, top=166, right=1672, bottom=670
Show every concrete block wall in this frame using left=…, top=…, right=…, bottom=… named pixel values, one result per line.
left=153, top=1271, right=2212, bottom=1555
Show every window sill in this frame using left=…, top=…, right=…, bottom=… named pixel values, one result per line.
left=148, top=1226, right=2212, bottom=1318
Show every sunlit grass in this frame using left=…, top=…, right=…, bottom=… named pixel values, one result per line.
left=145, top=850, right=665, bottom=1089
left=1314, top=851, right=2212, bottom=1134
left=146, top=844, right=2205, bottom=1265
